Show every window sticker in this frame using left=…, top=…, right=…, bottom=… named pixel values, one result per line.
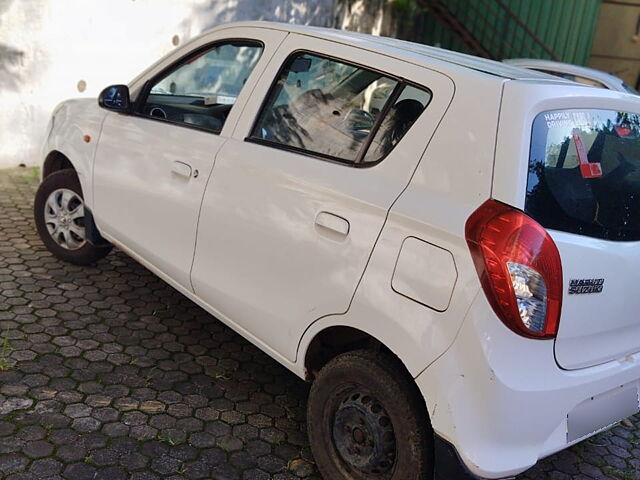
left=572, top=128, right=603, bottom=179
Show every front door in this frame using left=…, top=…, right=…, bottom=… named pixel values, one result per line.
left=191, top=34, right=452, bottom=362
left=93, top=29, right=285, bottom=289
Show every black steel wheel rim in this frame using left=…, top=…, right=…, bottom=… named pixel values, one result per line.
left=331, top=389, right=397, bottom=476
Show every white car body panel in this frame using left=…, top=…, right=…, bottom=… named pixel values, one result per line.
left=297, top=71, right=502, bottom=377
left=39, top=21, right=640, bottom=479
left=552, top=232, right=640, bottom=369
left=191, top=32, right=456, bottom=364
left=43, top=98, right=107, bottom=205
left=391, top=237, right=458, bottom=312
left=93, top=115, right=226, bottom=290
left=91, top=27, right=287, bottom=290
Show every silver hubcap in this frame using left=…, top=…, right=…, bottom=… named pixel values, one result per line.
left=44, top=188, right=86, bottom=250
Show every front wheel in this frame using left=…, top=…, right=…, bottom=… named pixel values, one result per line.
left=34, top=169, right=112, bottom=265
left=307, top=349, right=434, bottom=480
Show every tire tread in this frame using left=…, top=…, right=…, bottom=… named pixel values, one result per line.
left=308, top=349, right=434, bottom=480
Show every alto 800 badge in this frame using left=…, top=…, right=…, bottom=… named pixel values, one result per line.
left=568, top=278, right=604, bottom=295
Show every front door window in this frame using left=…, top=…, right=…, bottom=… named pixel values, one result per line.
left=142, top=42, right=263, bottom=132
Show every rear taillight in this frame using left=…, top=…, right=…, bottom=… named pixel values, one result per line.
left=465, top=199, right=563, bottom=339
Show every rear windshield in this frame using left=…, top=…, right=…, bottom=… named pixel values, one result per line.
left=526, top=109, right=640, bottom=241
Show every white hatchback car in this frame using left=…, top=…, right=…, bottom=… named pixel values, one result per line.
left=35, top=22, right=640, bottom=480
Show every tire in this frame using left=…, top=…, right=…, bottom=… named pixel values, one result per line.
left=308, top=349, right=434, bottom=480
left=34, top=169, right=112, bottom=265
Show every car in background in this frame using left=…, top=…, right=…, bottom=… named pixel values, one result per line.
left=505, top=58, right=638, bottom=94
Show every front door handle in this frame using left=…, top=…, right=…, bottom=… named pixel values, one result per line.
left=171, top=161, right=192, bottom=178
left=315, top=211, right=350, bottom=236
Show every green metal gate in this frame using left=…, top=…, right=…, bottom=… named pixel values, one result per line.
left=414, top=0, right=602, bottom=65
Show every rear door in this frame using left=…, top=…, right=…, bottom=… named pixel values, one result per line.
left=525, top=108, right=640, bottom=369
left=190, top=34, right=453, bottom=362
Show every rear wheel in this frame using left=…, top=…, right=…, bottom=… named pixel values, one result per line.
left=34, top=169, right=112, bottom=265
left=307, top=349, right=433, bottom=480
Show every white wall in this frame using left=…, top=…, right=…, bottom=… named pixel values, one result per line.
left=0, top=0, right=333, bottom=168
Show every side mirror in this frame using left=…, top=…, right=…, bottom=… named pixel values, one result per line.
left=98, top=84, right=131, bottom=113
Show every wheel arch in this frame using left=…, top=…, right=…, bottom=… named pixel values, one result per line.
left=303, top=325, right=382, bottom=380
left=40, top=147, right=94, bottom=209
left=301, top=324, right=423, bottom=396
left=42, top=150, right=75, bottom=178
left=299, top=320, right=436, bottom=427
left=40, top=98, right=105, bottom=208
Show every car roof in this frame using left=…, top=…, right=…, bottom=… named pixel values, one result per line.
left=503, top=58, right=626, bottom=91
left=216, top=21, right=574, bottom=84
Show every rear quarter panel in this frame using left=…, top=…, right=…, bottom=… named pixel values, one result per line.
left=298, top=71, right=504, bottom=377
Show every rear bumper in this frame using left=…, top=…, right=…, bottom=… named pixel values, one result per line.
left=417, top=292, right=640, bottom=479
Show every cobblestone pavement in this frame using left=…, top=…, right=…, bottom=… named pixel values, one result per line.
left=0, top=167, right=638, bottom=480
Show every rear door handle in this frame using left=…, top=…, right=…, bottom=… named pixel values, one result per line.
left=315, top=211, right=350, bottom=236
left=171, top=161, right=192, bottom=178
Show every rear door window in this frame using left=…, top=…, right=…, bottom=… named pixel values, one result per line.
left=526, top=109, right=640, bottom=241
left=249, top=51, right=429, bottom=165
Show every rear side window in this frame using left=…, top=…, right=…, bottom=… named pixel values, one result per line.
left=362, top=85, right=431, bottom=163
left=250, top=52, right=429, bottom=165
left=526, top=109, right=640, bottom=241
